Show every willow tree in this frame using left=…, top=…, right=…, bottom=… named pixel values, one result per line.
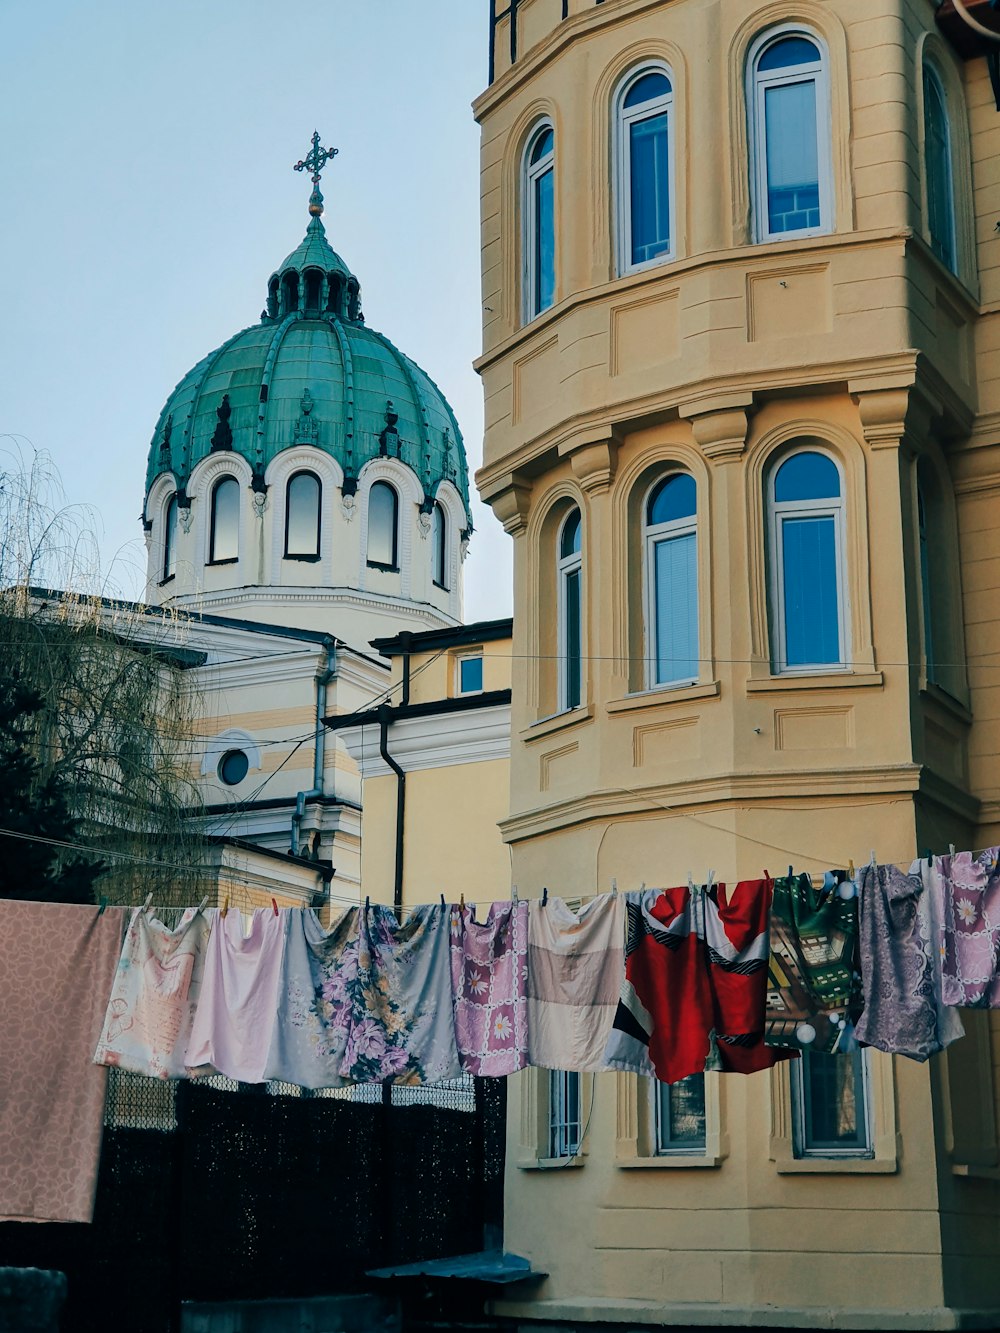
left=0, top=444, right=210, bottom=905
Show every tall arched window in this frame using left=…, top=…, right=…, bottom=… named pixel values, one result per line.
left=285, top=471, right=321, bottom=559
left=209, top=476, right=240, bottom=564
left=616, top=67, right=674, bottom=274
left=432, top=501, right=448, bottom=589
left=767, top=451, right=848, bottom=673
left=923, top=64, right=957, bottom=274
left=749, top=31, right=832, bottom=242
left=162, top=493, right=178, bottom=581
left=523, top=123, right=555, bottom=321
left=558, top=508, right=583, bottom=711
left=645, top=473, right=698, bottom=687
left=367, top=481, right=399, bottom=569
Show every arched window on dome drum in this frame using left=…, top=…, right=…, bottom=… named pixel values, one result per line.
left=748, top=31, right=832, bottom=242
left=285, top=471, right=322, bottom=560
left=162, top=494, right=178, bottom=582
left=367, top=481, right=399, bottom=570
left=432, top=501, right=448, bottom=589
left=281, top=271, right=299, bottom=316
left=209, top=477, right=240, bottom=564
left=327, top=274, right=344, bottom=316
left=523, top=123, right=555, bottom=321
left=616, top=67, right=674, bottom=274
left=766, top=450, right=848, bottom=673
left=923, top=64, right=957, bottom=274
left=304, top=270, right=323, bottom=312
left=645, top=473, right=698, bottom=687
left=267, top=277, right=279, bottom=319
left=558, top=508, right=583, bottom=711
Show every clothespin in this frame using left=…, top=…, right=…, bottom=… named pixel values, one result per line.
left=221, top=895, right=229, bottom=919
left=460, top=891, right=465, bottom=911
left=196, top=895, right=209, bottom=916
left=141, top=892, right=153, bottom=915
left=949, top=843, right=956, bottom=857
left=541, top=886, right=549, bottom=907
left=788, top=865, right=795, bottom=881
left=847, top=858, right=855, bottom=879
left=440, top=893, right=446, bottom=907
left=870, top=849, right=877, bottom=869
left=271, top=897, right=279, bottom=917
left=512, top=885, right=519, bottom=904
left=706, top=869, right=715, bottom=889
left=611, top=878, right=618, bottom=897
left=97, top=895, right=108, bottom=916
left=364, top=896, right=370, bottom=914
left=638, top=882, right=646, bottom=893
left=924, top=849, right=934, bottom=865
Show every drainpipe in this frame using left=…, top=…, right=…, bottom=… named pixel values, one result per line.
left=290, top=636, right=338, bottom=856
left=378, top=704, right=406, bottom=912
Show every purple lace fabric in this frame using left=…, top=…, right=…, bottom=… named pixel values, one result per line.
left=937, top=849, right=1000, bottom=1008
left=449, top=901, right=528, bottom=1076
left=855, top=862, right=962, bottom=1060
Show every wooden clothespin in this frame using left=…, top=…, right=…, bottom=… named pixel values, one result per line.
left=221, top=895, right=230, bottom=919
left=271, top=897, right=279, bottom=917
left=847, top=858, right=855, bottom=879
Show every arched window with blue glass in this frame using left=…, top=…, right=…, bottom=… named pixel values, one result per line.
left=767, top=450, right=849, bottom=673
left=558, top=508, right=583, bottom=711
left=922, top=63, right=957, bottom=274
left=645, top=472, right=698, bottom=687
left=748, top=29, right=832, bottom=242
left=523, top=122, right=556, bottom=321
left=616, top=65, right=674, bottom=275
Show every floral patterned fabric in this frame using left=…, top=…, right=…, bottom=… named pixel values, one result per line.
left=94, top=904, right=211, bottom=1079
left=854, top=861, right=963, bottom=1060
left=936, top=849, right=1000, bottom=1008
left=450, top=901, right=528, bottom=1076
left=339, top=903, right=461, bottom=1085
left=264, top=907, right=358, bottom=1089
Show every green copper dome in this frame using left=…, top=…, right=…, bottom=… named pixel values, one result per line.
left=145, top=212, right=471, bottom=523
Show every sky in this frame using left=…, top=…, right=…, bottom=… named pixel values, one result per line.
left=0, top=0, right=512, bottom=621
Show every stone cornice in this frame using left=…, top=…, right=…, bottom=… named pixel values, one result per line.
left=339, top=704, right=511, bottom=776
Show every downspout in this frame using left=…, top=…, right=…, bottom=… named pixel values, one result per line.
left=378, top=704, right=406, bottom=912
left=290, top=636, right=338, bottom=856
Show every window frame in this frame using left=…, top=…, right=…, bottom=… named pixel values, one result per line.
left=643, top=471, right=699, bottom=690
left=366, top=480, right=400, bottom=572
left=922, top=61, right=958, bottom=275
left=653, top=1074, right=708, bottom=1157
left=614, top=63, right=676, bottom=277
left=208, top=475, right=240, bottom=566
left=790, top=1048, right=874, bottom=1161
left=283, top=469, right=322, bottom=562
left=766, top=448, right=850, bottom=676
left=557, top=508, right=583, bottom=713
left=548, top=1069, right=582, bottom=1160
left=747, top=26, right=834, bottom=244
left=456, top=653, right=484, bottom=697
left=162, top=492, right=178, bottom=583
left=522, top=120, right=556, bottom=323
left=432, top=500, right=448, bottom=590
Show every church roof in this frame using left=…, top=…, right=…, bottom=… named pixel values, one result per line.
left=145, top=141, right=471, bottom=523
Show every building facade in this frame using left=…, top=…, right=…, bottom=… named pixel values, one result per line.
left=474, top=0, right=1000, bottom=1325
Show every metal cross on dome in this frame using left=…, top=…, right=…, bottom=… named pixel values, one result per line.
left=294, top=131, right=338, bottom=186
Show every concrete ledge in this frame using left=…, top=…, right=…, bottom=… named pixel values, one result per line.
left=488, top=1297, right=1000, bottom=1330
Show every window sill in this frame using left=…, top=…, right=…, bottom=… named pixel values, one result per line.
left=617, top=1153, right=720, bottom=1170
left=746, top=671, right=883, bottom=694
left=520, top=703, right=594, bottom=743
left=433, top=580, right=449, bottom=592
left=518, top=1156, right=585, bottom=1171
left=206, top=558, right=238, bottom=567
left=158, top=574, right=176, bottom=587
left=775, top=1156, right=895, bottom=1175
left=284, top=553, right=321, bottom=563
left=366, top=561, right=400, bottom=573
left=607, top=681, right=720, bottom=714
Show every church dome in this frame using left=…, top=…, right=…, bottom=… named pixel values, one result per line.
left=145, top=197, right=471, bottom=525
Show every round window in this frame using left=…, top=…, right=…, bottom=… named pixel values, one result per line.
left=218, top=749, right=250, bottom=786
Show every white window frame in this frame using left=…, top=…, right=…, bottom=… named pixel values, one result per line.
left=549, top=1069, right=582, bottom=1159
left=456, top=652, right=484, bottom=697
left=922, top=62, right=958, bottom=275
left=766, top=448, right=850, bottom=675
left=652, top=1075, right=707, bottom=1157
left=162, top=492, right=178, bottom=582
left=614, top=63, right=675, bottom=276
left=557, top=509, right=583, bottom=713
left=747, top=25, right=834, bottom=244
left=790, top=1048, right=874, bottom=1160
left=522, top=121, right=556, bottom=324
left=208, top=475, right=241, bottom=565
left=644, top=473, right=698, bottom=689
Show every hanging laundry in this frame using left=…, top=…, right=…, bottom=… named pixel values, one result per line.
left=935, top=848, right=1000, bottom=1009
left=0, top=899, right=127, bottom=1224
left=605, top=882, right=792, bottom=1085
left=765, top=871, right=862, bottom=1053
left=854, top=861, right=964, bottom=1059
left=450, top=900, right=529, bottom=1076
left=264, top=907, right=358, bottom=1089
left=185, top=907, right=288, bottom=1082
left=339, top=903, right=461, bottom=1085
left=527, top=893, right=625, bottom=1072
left=93, top=904, right=211, bottom=1079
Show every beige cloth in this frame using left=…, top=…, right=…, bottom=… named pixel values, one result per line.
left=0, top=899, right=126, bottom=1223
left=527, top=894, right=625, bottom=1071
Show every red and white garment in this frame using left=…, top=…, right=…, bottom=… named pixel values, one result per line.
left=604, top=881, right=794, bottom=1084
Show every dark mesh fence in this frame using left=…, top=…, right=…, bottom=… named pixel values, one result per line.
left=0, top=1070, right=506, bottom=1333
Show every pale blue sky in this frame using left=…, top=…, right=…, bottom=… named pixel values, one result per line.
left=0, top=0, right=512, bottom=621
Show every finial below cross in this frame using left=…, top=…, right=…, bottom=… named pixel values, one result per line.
left=294, top=131, right=338, bottom=219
